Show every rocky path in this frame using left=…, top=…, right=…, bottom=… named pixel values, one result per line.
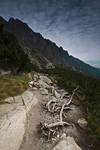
left=0, top=90, right=38, bottom=150
left=0, top=73, right=93, bottom=150
left=20, top=91, right=41, bottom=150
left=19, top=73, right=93, bottom=150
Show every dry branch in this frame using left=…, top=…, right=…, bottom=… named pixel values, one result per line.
left=44, top=103, right=72, bottom=129
left=66, top=86, right=79, bottom=106
left=52, top=102, right=57, bottom=112
left=60, top=104, right=65, bottom=122
left=54, top=104, right=73, bottom=112
left=45, top=121, right=72, bottom=128
left=41, top=87, right=78, bottom=137
left=46, top=99, right=57, bottom=112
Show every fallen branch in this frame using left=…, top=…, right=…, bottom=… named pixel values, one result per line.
left=54, top=105, right=73, bottom=112
left=46, top=99, right=57, bottom=112
left=44, top=103, right=72, bottom=129
left=52, top=102, right=57, bottom=112
left=45, top=121, right=72, bottom=128
left=66, top=86, right=79, bottom=106
left=41, top=87, right=77, bottom=136
left=60, top=104, right=65, bottom=122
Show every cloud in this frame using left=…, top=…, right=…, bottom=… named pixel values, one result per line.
left=0, top=0, right=100, bottom=67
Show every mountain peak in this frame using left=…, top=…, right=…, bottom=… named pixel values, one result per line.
left=8, top=17, right=25, bottom=25
left=8, top=17, right=15, bottom=23
left=0, top=16, right=100, bottom=78
left=0, top=16, right=7, bottom=24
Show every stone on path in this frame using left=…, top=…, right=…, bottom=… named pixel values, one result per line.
left=4, top=97, right=14, bottom=104
left=54, top=90, right=61, bottom=99
left=78, top=118, right=88, bottom=129
left=52, top=136, right=82, bottom=150
left=39, top=75, right=52, bottom=85
left=40, top=88, right=48, bottom=95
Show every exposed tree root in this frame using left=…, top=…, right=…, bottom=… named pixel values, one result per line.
left=60, top=104, right=65, bottom=122
left=66, top=86, right=79, bottom=106
left=45, top=121, right=72, bottom=128
left=44, top=103, right=72, bottom=129
left=46, top=99, right=57, bottom=112
left=41, top=86, right=78, bottom=140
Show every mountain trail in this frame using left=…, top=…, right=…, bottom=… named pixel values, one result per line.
left=19, top=73, right=93, bottom=150
left=19, top=91, right=42, bottom=150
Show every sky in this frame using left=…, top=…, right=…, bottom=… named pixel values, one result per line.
left=0, top=0, right=100, bottom=68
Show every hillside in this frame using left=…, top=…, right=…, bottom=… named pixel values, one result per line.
left=0, top=18, right=100, bottom=149
left=0, top=27, right=32, bottom=73
left=0, top=16, right=100, bottom=78
left=41, top=67, right=100, bottom=148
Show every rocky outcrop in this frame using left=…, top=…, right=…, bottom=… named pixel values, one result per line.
left=0, top=90, right=38, bottom=150
left=40, top=88, right=49, bottom=95
left=0, top=73, right=90, bottom=150
left=28, top=73, right=90, bottom=150
left=39, top=75, right=53, bottom=85
left=78, top=118, right=88, bottom=129
left=0, top=107, right=26, bottom=150
left=53, top=90, right=61, bottom=99
left=0, top=16, right=100, bottom=78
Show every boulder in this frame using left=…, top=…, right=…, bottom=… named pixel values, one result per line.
left=51, top=96, right=57, bottom=101
left=4, top=97, right=14, bottom=104
left=33, top=74, right=39, bottom=82
left=14, top=95, right=23, bottom=105
left=40, top=88, right=48, bottom=95
left=38, top=79, right=50, bottom=89
left=21, top=90, right=34, bottom=106
left=78, top=118, right=88, bottom=129
left=54, top=90, right=61, bottom=99
left=52, top=136, right=82, bottom=150
left=32, top=87, right=38, bottom=90
left=28, top=81, right=34, bottom=88
left=46, top=62, right=55, bottom=69
left=39, top=75, right=52, bottom=85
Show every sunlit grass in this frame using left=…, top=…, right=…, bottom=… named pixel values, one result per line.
left=0, top=73, right=30, bottom=102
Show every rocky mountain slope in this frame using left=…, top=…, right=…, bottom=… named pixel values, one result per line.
left=0, top=28, right=32, bottom=73
left=0, top=16, right=100, bottom=78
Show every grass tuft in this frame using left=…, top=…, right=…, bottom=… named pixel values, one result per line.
left=0, top=73, right=30, bottom=102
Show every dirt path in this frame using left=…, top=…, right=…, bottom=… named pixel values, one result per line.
left=19, top=91, right=41, bottom=150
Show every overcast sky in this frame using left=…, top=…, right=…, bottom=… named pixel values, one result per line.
left=0, top=0, right=100, bottom=68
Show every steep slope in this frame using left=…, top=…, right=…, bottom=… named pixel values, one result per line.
left=0, top=16, right=100, bottom=78
left=0, top=29, right=32, bottom=73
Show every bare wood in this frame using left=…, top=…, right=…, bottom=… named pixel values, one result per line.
left=46, top=99, right=57, bottom=111
left=44, top=103, right=72, bottom=129
left=42, top=87, right=77, bottom=131
left=55, top=106, right=61, bottom=112
left=66, top=86, right=79, bottom=106
left=54, top=105, right=73, bottom=112
left=45, top=121, right=72, bottom=128
left=60, top=104, right=65, bottom=122
left=64, top=106, right=73, bottom=110
left=52, top=102, right=56, bottom=112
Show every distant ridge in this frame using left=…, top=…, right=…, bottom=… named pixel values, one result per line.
left=0, top=16, right=100, bottom=78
